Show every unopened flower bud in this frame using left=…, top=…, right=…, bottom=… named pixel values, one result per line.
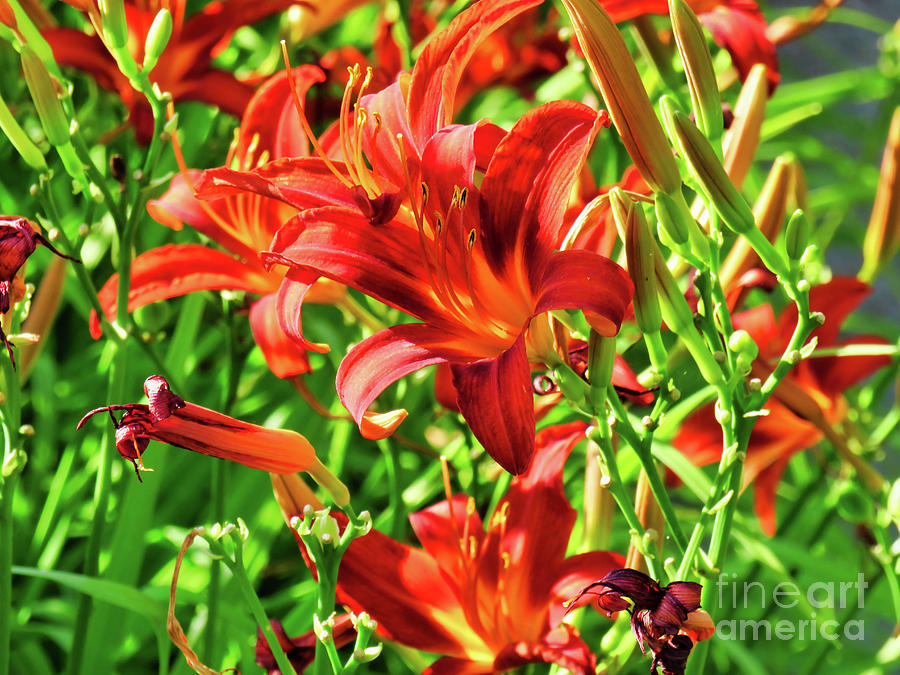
left=615, top=191, right=662, bottom=334
left=723, top=64, right=769, bottom=188
left=19, top=423, right=34, bottom=436
left=98, top=0, right=128, bottom=49
left=560, top=0, right=681, bottom=194
left=142, top=9, right=173, bottom=72
left=353, top=644, right=383, bottom=663
left=715, top=402, right=732, bottom=425
left=860, top=106, right=900, bottom=283
left=669, top=0, right=722, bottom=147
left=21, top=46, right=70, bottom=147
left=77, top=224, right=89, bottom=236
left=784, top=209, right=812, bottom=264
left=0, top=91, right=47, bottom=171
left=728, top=329, right=759, bottom=360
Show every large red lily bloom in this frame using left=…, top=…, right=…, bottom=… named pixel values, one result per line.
left=274, top=422, right=625, bottom=674
left=264, top=101, right=632, bottom=475
left=196, top=0, right=633, bottom=474
left=598, top=0, right=779, bottom=88
left=674, top=277, right=890, bottom=535
left=89, top=66, right=343, bottom=378
left=42, top=0, right=310, bottom=142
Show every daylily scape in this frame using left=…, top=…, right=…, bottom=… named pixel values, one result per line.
left=1, top=0, right=897, bottom=674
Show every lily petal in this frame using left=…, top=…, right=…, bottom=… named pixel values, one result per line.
left=450, top=333, right=534, bottom=475
left=89, top=244, right=272, bottom=338
left=337, top=323, right=476, bottom=435
left=248, top=294, right=312, bottom=378
left=534, top=249, right=633, bottom=337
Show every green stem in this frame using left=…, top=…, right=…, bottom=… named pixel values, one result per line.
left=606, top=391, right=687, bottom=555
left=587, top=425, right=657, bottom=579
left=0, top=355, right=21, bottom=675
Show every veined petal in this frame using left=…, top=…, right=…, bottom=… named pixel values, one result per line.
left=409, top=494, right=486, bottom=581
left=359, top=80, right=418, bottom=188
left=450, top=333, right=534, bottom=475
left=274, top=271, right=331, bottom=353
left=337, top=529, right=487, bottom=658
left=89, top=244, right=272, bottom=338
left=480, top=101, right=607, bottom=284
left=486, top=422, right=589, bottom=638
left=236, top=65, right=325, bottom=161
left=266, top=207, right=448, bottom=324
left=195, top=159, right=356, bottom=211
left=407, top=0, right=543, bottom=151
left=534, top=250, right=633, bottom=338
left=424, top=657, right=494, bottom=675
left=337, top=323, right=476, bottom=433
left=147, top=172, right=262, bottom=261
left=248, top=294, right=312, bottom=378
left=151, top=402, right=316, bottom=473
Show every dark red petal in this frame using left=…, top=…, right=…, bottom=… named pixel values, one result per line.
left=407, top=0, right=543, bottom=151
left=337, top=323, right=475, bottom=432
left=450, top=332, right=534, bottom=474
left=534, top=249, right=633, bottom=337
left=662, top=582, right=703, bottom=614
left=480, top=101, right=606, bottom=282
left=43, top=28, right=127, bottom=95
left=249, top=294, right=312, bottom=378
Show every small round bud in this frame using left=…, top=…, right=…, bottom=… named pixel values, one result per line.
left=748, top=377, right=762, bottom=392
left=289, top=516, right=301, bottom=529
left=641, top=415, right=655, bottom=430
left=713, top=350, right=726, bottom=363
left=728, top=329, right=758, bottom=359
left=77, top=224, right=90, bottom=236
left=599, top=474, right=612, bottom=488
left=668, top=386, right=681, bottom=402
left=19, top=424, right=35, bottom=437
left=812, top=312, right=826, bottom=325
left=29, top=184, right=39, bottom=197
left=797, top=279, right=810, bottom=292
left=714, top=403, right=732, bottom=425
left=786, top=350, right=801, bottom=365
left=637, top=368, right=663, bottom=388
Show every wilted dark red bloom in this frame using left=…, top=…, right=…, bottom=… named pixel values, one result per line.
left=568, top=568, right=714, bottom=675
left=675, top=277, right=891, bottom=535
left=77, top=375, right=319, bottom=479
left=274, top=422, right=624, bottom=674
left=0, top=216, right=78, bottom=367
left=255, top=616, right=356, bottom=675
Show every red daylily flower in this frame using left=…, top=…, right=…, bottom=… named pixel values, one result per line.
left=674, top=277, right=891, bottom=535
left=77, top=374, right=330, bottom=481
left=89, top=66, right=344, bottom=378
left=196, top=0, right=633, bottom=474
left=598, top=0, right=779, bottom=88
left=275, top=422, right=625, bottom=674
left=42, top=0, right=311, bottom=142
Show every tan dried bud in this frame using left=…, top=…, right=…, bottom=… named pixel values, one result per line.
left=723, top=64, right=768, bottom=189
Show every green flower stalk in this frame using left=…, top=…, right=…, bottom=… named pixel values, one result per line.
left=20, top=45, right=69, bottom=147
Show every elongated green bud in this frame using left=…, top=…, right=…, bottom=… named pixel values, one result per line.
left=610, top=190, right=662, bottom=334
left=784, top=209, right=811, bottom=264
left=98, top=0, right=128, bottom=50
left=21, top=45, right=69, bottom=147
left=0, top=89, right=46, bottom=170
left=142, top=9, right=173, bottom=72
left=654, top=190, right=688, bottom=247
left=560, top=0, right=682, bottom=194
left=669, top=0, right=722, bottom=149
left=588, top=331, right=616, bottom=411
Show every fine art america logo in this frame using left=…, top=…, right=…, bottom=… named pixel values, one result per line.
left=714, top=573, right=868, bottom=641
